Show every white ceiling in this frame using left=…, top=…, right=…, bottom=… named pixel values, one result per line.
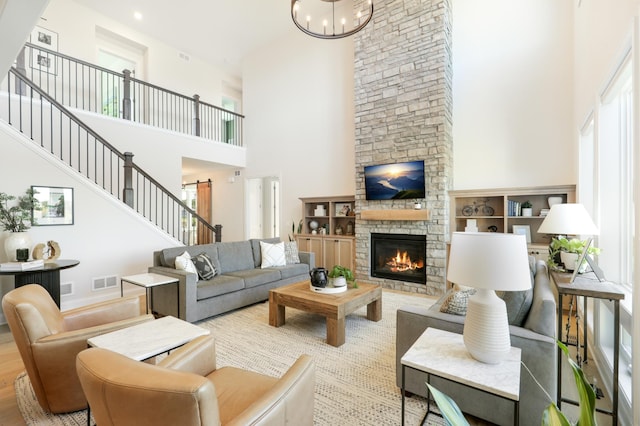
left=75, top=0, right=295, bottom=78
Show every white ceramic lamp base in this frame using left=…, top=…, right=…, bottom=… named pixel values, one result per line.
left=463, top=289, right=511, bottom=364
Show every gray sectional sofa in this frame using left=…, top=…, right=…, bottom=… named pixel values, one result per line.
left=148, top=238, right=314, bottom=322
left=396, top=259, right=558, bottom=426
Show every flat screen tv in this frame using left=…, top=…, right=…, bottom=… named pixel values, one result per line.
left=364, top=160, right=425, bottom=200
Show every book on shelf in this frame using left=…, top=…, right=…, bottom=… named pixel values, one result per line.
left=0, top=259, right=45, bottom=271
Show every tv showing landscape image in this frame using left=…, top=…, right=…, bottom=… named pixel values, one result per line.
left=364, top=160, right=425, bottom=200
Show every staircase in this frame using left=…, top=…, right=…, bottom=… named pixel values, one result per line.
left=0, top=67, right=222, bottom=244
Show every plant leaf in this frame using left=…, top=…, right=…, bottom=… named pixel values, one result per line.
left=541, top=403, right=572, bottom=426
left=426, top=383, right=470, bottom=426
left=558, top=341, right=597, bottom=426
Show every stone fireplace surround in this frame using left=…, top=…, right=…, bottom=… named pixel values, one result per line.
left=353, top=0, right=453, bottom=296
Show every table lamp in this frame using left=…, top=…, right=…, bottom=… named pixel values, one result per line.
left=536, top=203, right=604, bottom=282
left=447, top=232, right=531, bottom=364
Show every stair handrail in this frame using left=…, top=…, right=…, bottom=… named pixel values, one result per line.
left=19, top=42, right=243, bottom=145
left=3, top=67, right=221, bottom=244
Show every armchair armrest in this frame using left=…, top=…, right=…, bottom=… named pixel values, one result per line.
left=228, top=355, right=315, bottom=426
left=158, top=335, right=217, bottom=376
left=63, top=295, right=144, bottom=330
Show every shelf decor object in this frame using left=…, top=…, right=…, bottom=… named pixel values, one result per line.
left=291, top=0, right=373, bottom=40
left=447, top=232, right=532, bottom=364
left=537, top=203, right=604, bottom=282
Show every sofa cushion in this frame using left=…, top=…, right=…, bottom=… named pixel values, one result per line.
left=196, top=275, right=245, bottom=300
left=250, top=238, right=281, bottom=268
left=216, top=241, right=255, bottom=274
left=260, top=241, right=286, bottom=268
left=277, top=263, right=309, bottom=280
left=225, top=269, right=282, bottom=289
left=523, top=261, right=556, bottom=337
left=192, top=252, right=217, bottom=280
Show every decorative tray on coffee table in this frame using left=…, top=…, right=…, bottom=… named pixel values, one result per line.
left=310, top=283, right=347, bottom=294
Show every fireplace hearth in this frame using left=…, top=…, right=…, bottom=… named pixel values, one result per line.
left=370, top=233, right=426, bottom=284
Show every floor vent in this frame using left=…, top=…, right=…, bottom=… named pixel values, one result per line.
left=93, top=275, right=118, bottom=291
left=60, top=282, right=73, bottom=296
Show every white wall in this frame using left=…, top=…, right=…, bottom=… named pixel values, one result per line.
left=0, top=0, right=49, bottom=76
left=0, top=122, right=180, bottom=318
left=452, top=0, right=575, bottom=189
left=40, top=0, right=236, bottom=103
left=242, top=31, right=356, bottom=239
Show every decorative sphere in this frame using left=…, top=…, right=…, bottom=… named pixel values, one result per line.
left=309, top=220, right=319, bottom=230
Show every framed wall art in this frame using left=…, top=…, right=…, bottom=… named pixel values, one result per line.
left=31, top=186, right=74, bottom=226
left=29, top=26, right=58, bottom=75
left=512, top=225, right=531, bottom=244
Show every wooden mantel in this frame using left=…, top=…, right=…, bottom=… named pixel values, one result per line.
left=360, top=209, right=430, bottom=221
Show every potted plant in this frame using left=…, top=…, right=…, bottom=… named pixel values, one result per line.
left=548, top=236, right=600, bottom=273
left=0, top=189, right=40, bottom=261
left=328, top=265, right=357, bottom=288
left=521, top=200, right=533, bottom=217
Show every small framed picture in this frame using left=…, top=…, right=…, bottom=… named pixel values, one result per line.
left=29, top=26, right=58, bottom=75
left=512, top=225, right=531, bottom=243
left=335, top=203, right=351, bottom=216
left=31, top=186, right=74, bottom=226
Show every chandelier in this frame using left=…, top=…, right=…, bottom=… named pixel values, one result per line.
left=291, top=0, right=374, bottom=40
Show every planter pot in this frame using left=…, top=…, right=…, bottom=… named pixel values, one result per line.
left=331, top=276, right=347, bottom=287
left=4, top=231, right=32, bottom=262
left=522, top=208, right=533, bottom=217
left=560, top=251, right=590, bottom=273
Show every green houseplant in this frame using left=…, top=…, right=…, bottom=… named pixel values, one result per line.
left=548, top=236, right=600, bottom=272
left=521, top=200, right=533, bottom=217
left=425, top=340, right=597, bottom=426
left=0, top=189, right=40, bottom=232
left=328, top=265, right=357, bottom=288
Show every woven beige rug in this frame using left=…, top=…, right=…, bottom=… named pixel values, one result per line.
left=15, top=289, right=443, bottom=425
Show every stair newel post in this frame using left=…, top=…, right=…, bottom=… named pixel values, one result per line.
left=123, top=152, right=135, bottom=208
left=214, top=224, right=223, bottom=242
left=122, top=69, right=132, bottom=120
left=193, top=94, right=201, bottom=136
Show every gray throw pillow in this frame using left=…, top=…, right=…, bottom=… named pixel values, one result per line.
left=499, top=288, right=534, bottom=326
left=192, top=252, right=216, bottom=280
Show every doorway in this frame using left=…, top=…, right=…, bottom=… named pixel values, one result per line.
left=246, top=177, right=280, bottom=239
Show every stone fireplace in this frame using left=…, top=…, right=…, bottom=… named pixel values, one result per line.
left=353, top=0, right=453, bottom=296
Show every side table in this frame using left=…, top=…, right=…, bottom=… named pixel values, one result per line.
left=0, top=259, right=80, bottom=307
left=121, top=272, right=179, bottom=317
left=401, top=328, right=521, bottom=425
left=550, top=270, right=625, bottom=425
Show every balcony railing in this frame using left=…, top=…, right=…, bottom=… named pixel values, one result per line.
left=15, top=42, right=243, bottom=146
left=1, top=68, right=221, bottom=244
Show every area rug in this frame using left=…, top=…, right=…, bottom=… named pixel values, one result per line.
left=15, top=290, right=442, bottom=425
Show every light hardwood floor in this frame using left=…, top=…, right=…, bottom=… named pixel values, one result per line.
left=0, top=323, right=26, bottom=426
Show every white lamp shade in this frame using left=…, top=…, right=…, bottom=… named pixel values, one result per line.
left=537, top=203, right=599, bottom=236
left=447, top=232, right=532, bottom=292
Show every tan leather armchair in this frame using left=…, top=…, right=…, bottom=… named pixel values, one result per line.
left=76, top=334, right=315, bottom=425
left=2, top=284, right=154, bottom=414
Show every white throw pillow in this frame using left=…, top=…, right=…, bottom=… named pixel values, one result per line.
left=260, top=241, right=286, bottom=268
left=175, top=251, right=197, bottom=274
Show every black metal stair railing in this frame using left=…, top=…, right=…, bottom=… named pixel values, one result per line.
left=16, top=42, right=243, bottom=146
left=1, top=68, right=221, bottom=244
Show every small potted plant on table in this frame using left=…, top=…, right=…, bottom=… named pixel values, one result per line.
left=548, top=236, right=600, bottom=273
left=328, top=265, right=357, bottom=288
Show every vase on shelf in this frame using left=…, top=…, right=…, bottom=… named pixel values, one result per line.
left=4, top=231, right=32, bottom=262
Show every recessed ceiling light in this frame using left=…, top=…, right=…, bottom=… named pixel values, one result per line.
left=133, top=11, right=143, bottom=21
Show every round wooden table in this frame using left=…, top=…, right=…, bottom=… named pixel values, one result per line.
left=0, top=259, right=79, bottom=307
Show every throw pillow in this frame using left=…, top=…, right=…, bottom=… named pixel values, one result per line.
left=260, top=241, right=286, bottom=268
left=440, top=289, right=476, bottom=316
left=284, top=241, right=300, bottom=264
left=175, top=251, right=197, bottom=274
left=192, top=252, right=216, bottom=280
left=499, top=287, right=534, bottom=326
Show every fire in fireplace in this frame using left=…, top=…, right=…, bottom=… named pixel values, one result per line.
left=370, top=233, right=426, bottom=284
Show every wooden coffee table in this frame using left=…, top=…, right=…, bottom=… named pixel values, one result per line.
left=269, top=280, right=382, bottom=347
